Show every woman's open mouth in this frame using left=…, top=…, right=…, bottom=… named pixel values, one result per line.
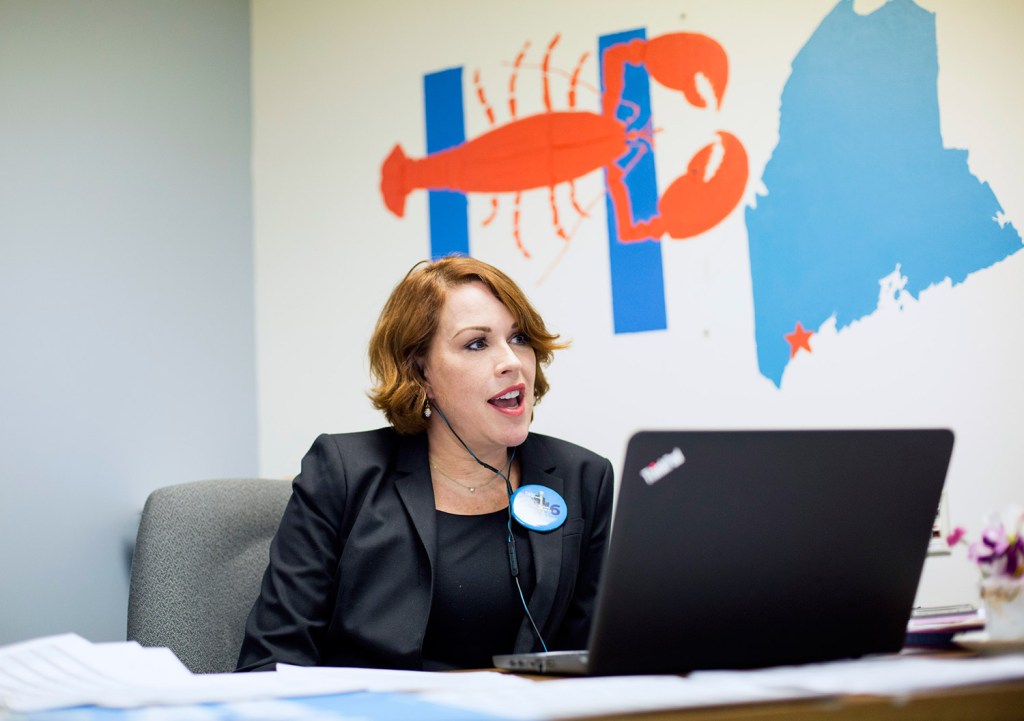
left=488, top=385, right=526, bottom=413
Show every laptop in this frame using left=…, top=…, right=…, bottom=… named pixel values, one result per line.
left=494, top=428, right=954, bottom=675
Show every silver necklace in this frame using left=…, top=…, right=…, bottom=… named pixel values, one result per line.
left=431, top=464, right=501, bottom=494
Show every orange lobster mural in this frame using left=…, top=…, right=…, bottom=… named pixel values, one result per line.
left=380, top=32, right=748, bottom=258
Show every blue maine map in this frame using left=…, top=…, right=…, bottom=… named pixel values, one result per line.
left=746, top=0, right=1022, bottom=386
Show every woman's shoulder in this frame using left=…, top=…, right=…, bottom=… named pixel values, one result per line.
left=299, top=427, right=420, bottom=478
left=523, top=433, right=614, bottom=514
left=313, top=426, right=404, bottom=453
left=295, top=427, right=424, bottom=500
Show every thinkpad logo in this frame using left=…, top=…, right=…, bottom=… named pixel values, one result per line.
left=639, top=447, right=685, bottom=485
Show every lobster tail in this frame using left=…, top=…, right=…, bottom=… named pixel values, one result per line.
left=380, top=144, right=410, bottom=217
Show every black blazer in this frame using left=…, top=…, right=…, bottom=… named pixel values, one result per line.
left=237, top=427, right=614, bottom=671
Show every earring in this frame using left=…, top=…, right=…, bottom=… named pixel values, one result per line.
left=423, top=399, right=432, bottom=419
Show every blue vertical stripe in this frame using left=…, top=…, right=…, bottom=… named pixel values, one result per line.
left=599, top=29, right=667, bottom=334
left=423, top=68, right=470, bottom=259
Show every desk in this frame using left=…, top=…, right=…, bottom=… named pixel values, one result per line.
left=570, top=679, right=1024, bottom=721
left=14, top=679, right=1024, bottom=721
left=7, top=651, right=1024, bottom=721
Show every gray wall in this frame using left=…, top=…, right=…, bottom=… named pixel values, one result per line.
left=0, top=0, right=257, bottom=644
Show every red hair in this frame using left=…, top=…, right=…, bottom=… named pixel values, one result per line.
left=368, top=256, right=567, bottom=434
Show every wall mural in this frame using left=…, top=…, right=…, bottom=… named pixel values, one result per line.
left=380, top=27, right=744, bottom=336
left=380, top=0, right=1021, bottom=387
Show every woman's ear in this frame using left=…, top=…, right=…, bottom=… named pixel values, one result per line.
left=415, top=358, right=432, bottom=396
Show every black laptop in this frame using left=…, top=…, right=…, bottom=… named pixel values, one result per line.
left=494, top=428, right=954, bottom=675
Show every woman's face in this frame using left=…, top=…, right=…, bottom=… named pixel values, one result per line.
left=422, top=281, right=537, bottom=455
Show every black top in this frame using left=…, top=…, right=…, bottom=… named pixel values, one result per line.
left=236, top=429, right=615, bottom=671
left=422, top=509, right=535, bottom=670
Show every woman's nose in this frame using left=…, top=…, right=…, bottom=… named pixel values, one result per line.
left=495, top=341, right=523, bottom=373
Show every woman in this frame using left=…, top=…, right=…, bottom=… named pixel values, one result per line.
left=236, top=256, right=614, bottom=671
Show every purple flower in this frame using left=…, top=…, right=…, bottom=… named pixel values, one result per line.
left=955, top=505, right=1024, bottom=580
left=946, top=526, right=967, bottom=547
left=967, top=540, right=997, bottom=564
left=1007, top=535, right=1024, bottom=578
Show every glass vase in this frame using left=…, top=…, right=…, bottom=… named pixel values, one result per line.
left=980, top=576, right=1024, bottom=639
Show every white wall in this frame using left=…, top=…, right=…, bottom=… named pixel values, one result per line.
left=0, top=0, right=257, bottom=644
left=252, top=0, right=1023, bottom=609
left=0, top=0, right=1016, bottom=648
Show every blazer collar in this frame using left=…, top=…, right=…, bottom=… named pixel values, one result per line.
left=514, top=434, right=567, bottom=652
left=393, top=433, right=438, bottom=574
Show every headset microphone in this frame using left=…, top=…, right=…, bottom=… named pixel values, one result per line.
left=429, top=402, right=548, bottom=652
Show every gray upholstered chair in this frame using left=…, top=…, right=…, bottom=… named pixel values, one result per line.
left=127, top=478, right=292, bottom=673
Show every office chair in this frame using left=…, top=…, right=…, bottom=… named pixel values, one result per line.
left=127, top=478, right=292, bottom=673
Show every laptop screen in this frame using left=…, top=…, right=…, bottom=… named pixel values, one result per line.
left=585, top=429, right=954, bottom=675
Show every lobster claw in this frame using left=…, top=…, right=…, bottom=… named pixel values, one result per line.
left=657, top=131, right=748, bottom=239
left=602, top=32, right=733, bottom=112
left=644, top=33, right=729, bottom=109
left=602, top=32, right=730, bottom=115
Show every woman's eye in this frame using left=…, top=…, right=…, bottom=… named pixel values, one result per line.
left=511, top=332, right=529, bottom=345
left=466, top=338, right=487, bottom=351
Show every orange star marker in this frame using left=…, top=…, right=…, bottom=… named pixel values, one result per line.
left=785, top=322, right=813, bottom=358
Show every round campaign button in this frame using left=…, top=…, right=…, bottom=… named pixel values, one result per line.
left=510, top=484, right=567, bottom=532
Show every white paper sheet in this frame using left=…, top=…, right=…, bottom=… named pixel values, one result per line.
left=0, top=634, right=528, bottom=713
left=275, top=662, right=534, bottom=692
left=418, top=674, right=824, bottom=720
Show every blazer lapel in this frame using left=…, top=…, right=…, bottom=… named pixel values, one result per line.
left=514, top=436, right=566, bottom=652
left=393, top=434, right=438, bottom=579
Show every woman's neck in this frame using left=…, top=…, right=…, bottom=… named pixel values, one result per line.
left=425, top=426, right=510, bottom=481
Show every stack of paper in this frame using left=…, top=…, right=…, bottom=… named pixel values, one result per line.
left=905, top=605, right=985, bottom=647
left=0, top=634, right=528, bottom=714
